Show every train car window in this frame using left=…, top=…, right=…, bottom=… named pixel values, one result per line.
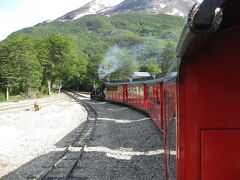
left=128, top=85, right=133, bottom=97
left=128, top=85, right=145, bottom=96
left=108, top=86, right=118, bottom=92
left=135, top=86, right=138, bottom=95
left=148, top=86, right=153, bottom=98
left=139, top=86, right=144, bottom=96
left=118, top=86, right=122, bottom=93
left=156, top=87, right=160, bottom=105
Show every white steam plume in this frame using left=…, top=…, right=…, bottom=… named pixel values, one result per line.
left=98, top=45, right=125, bottom=79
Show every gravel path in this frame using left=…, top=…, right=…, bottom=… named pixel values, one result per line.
left=0, top=93, right=88, bottom=179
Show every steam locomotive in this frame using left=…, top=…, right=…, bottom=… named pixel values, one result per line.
left=90, top=84, right=106, bottom=101
left=92, top=0, right=240, bottom=179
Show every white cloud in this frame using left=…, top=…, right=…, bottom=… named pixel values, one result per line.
left=0, top=0, right=92, bottom=41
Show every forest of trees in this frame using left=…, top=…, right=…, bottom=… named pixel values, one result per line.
left=0, top=34, right=88, bottom=100
left=0, top=13, right=184, bottom=101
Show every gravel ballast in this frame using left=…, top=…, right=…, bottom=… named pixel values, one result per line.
left=69, top=99, right=165, bottom=180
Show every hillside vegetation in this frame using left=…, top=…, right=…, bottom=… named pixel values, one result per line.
left=0, top=13, right=184, bottom=101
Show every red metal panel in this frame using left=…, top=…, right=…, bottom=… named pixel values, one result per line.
left=144, top=84, right=148, bottom=109
left=159, top=83, right=164, bottom=130
left=201, top=129, right=240, bottom=180
left=178, top=27, right=240, bottom=180
left=123, top=85, right=127, bottom=102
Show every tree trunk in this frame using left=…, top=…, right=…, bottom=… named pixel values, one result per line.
left=93, top=77, right=96, bottom=88
left=5, top=87, right=9, bottom=101
left=27, top=86, right=31, bottom=97
left=76, top=84, right=79, bottom=91
left=26, top=80, right=31, bottom=97
left=47, top=79, right=51, bottom=95
left=58, top=84, right=62, bottom=94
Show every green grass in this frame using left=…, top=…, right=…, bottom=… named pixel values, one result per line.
left=0, top=92, right=5, bottom=102
left=6, top=91, right=58, bottom=102
left=8, top=93, right=29, bottom=102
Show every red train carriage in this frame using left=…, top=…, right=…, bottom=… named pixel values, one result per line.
left=146, top=78, right=164, bottom=130
left=175, top=0, right=240, bottom=179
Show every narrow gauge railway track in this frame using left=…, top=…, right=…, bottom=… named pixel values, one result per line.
left=36, top=92, right=98, bottom=180
left=0, top=95, right=69, bottom=113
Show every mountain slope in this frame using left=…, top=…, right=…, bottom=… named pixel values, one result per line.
left=56, top=0, right=124, bottom=21
left=56, top=0, right=198, bottom=21
left=102, top=0, right=198, bottom=16
left=13, top=14, right=184, bottom=56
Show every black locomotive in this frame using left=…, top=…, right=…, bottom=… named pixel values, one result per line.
left=90, top=84, right=106, bottom=101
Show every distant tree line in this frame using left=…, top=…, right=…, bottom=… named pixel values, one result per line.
left=0, top=34, right=87, bottom=100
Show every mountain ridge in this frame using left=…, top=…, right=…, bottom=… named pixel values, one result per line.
left=56, top=0, right=198, bottom=22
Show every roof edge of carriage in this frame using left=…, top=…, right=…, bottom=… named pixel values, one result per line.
left=176, top=0, right=240, bottom=59
left=104, top=72, right=178, bottom=86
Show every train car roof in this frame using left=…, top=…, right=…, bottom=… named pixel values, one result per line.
left=145, top=78, right=164, bottom=85
left=105, top=73, right=177, bottom=86
left=163, top=72, right=178, bottom=83
left=177, top=0, right=240, bottom=59
left=105, top=78, right=156, bottom=86
left=105, top=76, right=154, bottom=86
left=106, top=80, right=151, bottom=86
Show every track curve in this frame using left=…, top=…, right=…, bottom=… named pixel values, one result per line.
left=36, top=92, right=98, bottom=180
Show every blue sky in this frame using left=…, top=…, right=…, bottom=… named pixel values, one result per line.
left=0, top=0, right=203, bottom=41
left=0, top=0, right=21, bottom=12
left=0, top=0, right=93, bottom=40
